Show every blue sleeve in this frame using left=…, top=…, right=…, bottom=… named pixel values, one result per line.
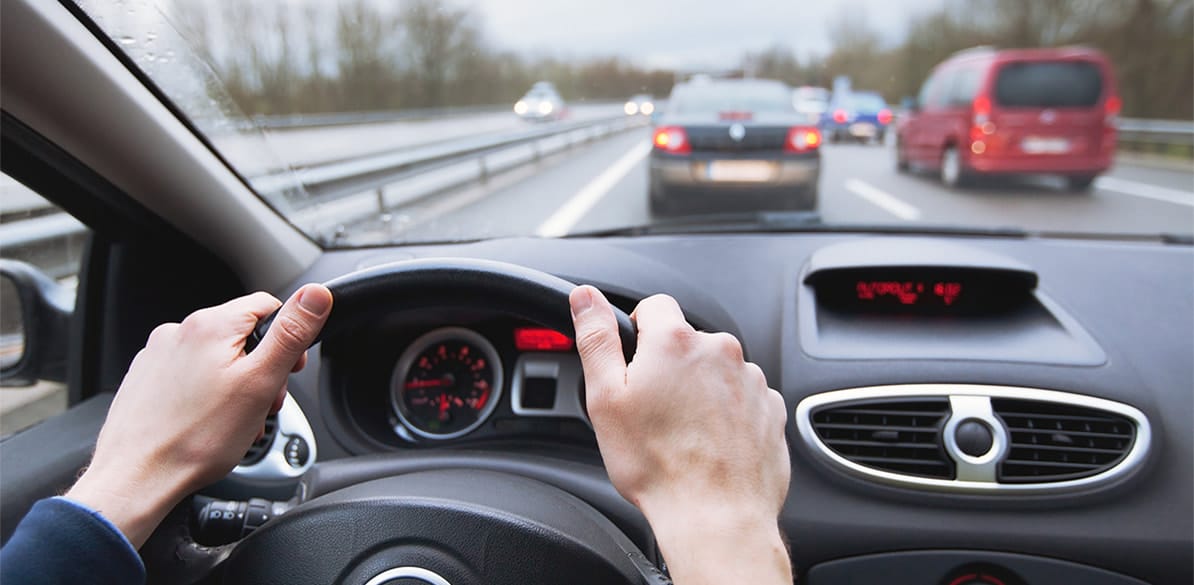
left=1, top=497, right=146, bottom=585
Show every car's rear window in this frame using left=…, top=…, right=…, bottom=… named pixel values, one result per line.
left=671, top=84, right=794, bottom=114
left=994, top=61, right=1104, bottom=108
left=849, top=93, right=887, bottom=112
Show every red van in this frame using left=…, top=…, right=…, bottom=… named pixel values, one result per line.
left=896, top=46, right=1120, bottom=191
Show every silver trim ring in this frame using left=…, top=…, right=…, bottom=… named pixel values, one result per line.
left=231, top=393, right=317, bottom=480
left=794, top=384, right=1150, bottom=494
left=364, top=567, right=452, bottom=585
left=390, top=327, right=504, bottom=440
left=941, top=395, right=1007, bottom=482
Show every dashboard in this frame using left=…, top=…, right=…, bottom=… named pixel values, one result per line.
left=233, top=233, right=1191, bottom=585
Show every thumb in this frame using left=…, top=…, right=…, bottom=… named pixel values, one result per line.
left=251, top=284, right=332, bottom=378
left=570, top=285, right=627, bottom=405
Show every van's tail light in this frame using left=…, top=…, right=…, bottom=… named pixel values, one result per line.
left=970, top=96, right=994, bottom=154
left=833, top=109, right=848, bottom=124
left=653, top=126, right=691, bottom=154
left=1102, top=95, right=1121, bottom=153
left=972, top=96, right=992, bottom=125
left=877, top=109, right=893, bottom=125
left=785, top=127, right=821, bottom=153
left=1104, top=95, right=1122, bottom=124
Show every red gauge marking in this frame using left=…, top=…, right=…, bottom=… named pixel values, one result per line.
left=404, top=377, right=452, bottom=390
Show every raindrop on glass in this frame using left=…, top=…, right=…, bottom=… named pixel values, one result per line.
left=117, top=36, right=136, bottom=45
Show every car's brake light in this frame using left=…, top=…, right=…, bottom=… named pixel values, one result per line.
left=972, top=96, right=991, bottom=125
left=877, top=108, right=893, bottom=125
left=833, top=109, right=848, bottom=124
left=1104, top=95, right=1122, bottom=123
left=970, top=96, right=994, bottom=154
left=785, top=127, right=821, bottom=152
left=653, top=126, right=691, bottom=154
left=1102, top=95, right=1121, bottom=152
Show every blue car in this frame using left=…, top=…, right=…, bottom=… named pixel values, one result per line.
left=823, top=91, right=893, bottom=143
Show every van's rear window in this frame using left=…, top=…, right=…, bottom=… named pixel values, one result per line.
left=994, top=61, right=1103, bottom=108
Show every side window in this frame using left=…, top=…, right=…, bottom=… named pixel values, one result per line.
left=917, top=73, right=937, bottom=110
left=919, top=69, right=953, bottom=110
left=0, top=172, right=90, bottom=434
left=948, top=68, right=982, bottom=107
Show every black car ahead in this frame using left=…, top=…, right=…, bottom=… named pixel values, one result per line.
left=649, top=78, right=821, bottom=215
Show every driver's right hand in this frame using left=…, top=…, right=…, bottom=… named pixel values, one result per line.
left=569, top=285, right=792, bottom=585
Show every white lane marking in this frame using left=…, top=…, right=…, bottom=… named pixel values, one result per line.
left=536, top=141, right=652, bottom=237
left=1095, top=176, right=1194, bottom=208
left=844, top=178, right=922, bottom=220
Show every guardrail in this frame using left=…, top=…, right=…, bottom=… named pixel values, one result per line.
left=251, top=104, right=511, bottom=130
left=0, top=112, right=646, bottom=258
left=255, top=114, right=640, bottom=201
left=274, top=113, right=647, bottom=241
left=251, top=101, right=623, bottom=130
left=1116, top=118, right=1194, bottom=155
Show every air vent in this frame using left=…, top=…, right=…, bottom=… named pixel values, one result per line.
left=796, top=385, right=1151, bottom=494
left=993, top=398, right=1135, bottom=483
left=810, top=399, right=953, bottom=479
left=241, top=413, right=279, bottom=466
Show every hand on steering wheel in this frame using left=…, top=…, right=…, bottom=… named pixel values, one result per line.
left=570, top=286, right=793, bottom=585
left=67, top=285, right=332, bottom=548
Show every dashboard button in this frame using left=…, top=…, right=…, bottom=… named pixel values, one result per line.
left=955, top=420, right=994, bottom=457
left=285, top=436, right=310, bottom=467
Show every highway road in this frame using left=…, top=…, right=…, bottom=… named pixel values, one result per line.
left=339, top=127, right=1194, bottom=245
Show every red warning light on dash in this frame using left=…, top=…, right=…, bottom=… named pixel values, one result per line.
left=856, top=281, right=963, bottom=306
left=514, top=327, right=574, bottom=351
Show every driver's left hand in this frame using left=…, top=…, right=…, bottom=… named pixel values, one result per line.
left=66, top=284, right=332, bottom=548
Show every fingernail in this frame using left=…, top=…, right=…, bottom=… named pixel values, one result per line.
left=571, top=287, right=594, bottom=317
left=298, top=285, right=331, bottom=315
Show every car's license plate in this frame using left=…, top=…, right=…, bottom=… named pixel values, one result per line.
left=707, top=161, right=774, bottom=182
left=1021, top=137, right=1071, bottom=154
left=849, top=123, right=876, bottom=137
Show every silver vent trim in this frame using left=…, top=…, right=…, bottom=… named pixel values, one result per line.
left=795, top=384, right=1150, bottom=494
left=232, top=393, right=317, bottom=480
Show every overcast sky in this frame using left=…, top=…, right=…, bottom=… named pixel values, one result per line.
left=468, top=0, right=945, bottom=69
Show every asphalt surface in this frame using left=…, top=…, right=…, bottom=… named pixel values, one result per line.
left=342, top=128, right=1194, bottom=244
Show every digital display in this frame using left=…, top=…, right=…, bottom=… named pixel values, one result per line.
left=806, top=267, right=1036, bottom=315
left=513, top=327, right=574, bottom=351
left=855, top=280, right=964, bottom=306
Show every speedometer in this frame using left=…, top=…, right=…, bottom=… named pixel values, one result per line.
left=390, top=327, right=504, bottom=440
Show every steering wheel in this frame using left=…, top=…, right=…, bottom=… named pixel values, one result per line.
left=144, top=259, right=665, bottom=585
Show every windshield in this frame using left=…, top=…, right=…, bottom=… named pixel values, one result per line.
left=72, top=0, right=1193, bottom=246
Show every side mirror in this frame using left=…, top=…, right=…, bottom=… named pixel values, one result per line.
left=900, top=96, right=919, bottom=113
left=0, top=259, right=72, bottom=387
